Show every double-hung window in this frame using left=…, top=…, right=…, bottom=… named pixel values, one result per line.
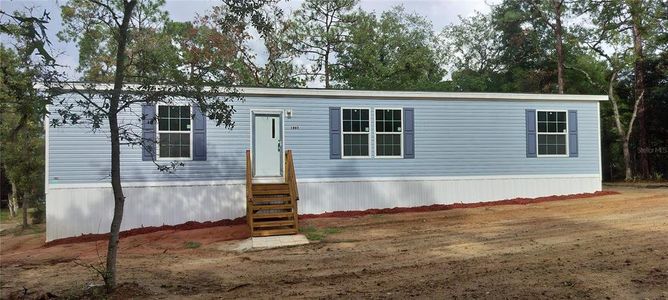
left=157, top=105, right=192, bottom=159
left=375, top=108, right=402, bottom=157
left=342, top=108, right=370, bottom=157
left=537, top=110, right=567, bottom=156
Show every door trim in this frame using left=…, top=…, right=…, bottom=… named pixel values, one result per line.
left=250, top=109, right=285, bottom=179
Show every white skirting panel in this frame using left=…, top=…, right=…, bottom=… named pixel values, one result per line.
left=46, top=175, right=601, bottom=241
left=296, top=175, right=602, bottom=215
left=46, top=184, right=246, bottom=241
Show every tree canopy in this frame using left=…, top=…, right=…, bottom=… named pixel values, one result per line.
left=335, top=6, right=444, bottom=90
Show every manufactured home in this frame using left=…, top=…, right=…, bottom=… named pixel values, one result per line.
left=45, top=86, right=607, bottom=241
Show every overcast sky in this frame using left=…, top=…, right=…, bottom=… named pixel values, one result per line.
left=1, top=0, right=498, bottom=83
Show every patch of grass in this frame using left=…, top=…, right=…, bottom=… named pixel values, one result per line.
left=0, top=224, right=45, bottom=236
left=0, top=208, right=14, bottom=224
left=0, top=208, right=39, bottom=224
left=184, top=241, right=201, bottom=249
left=299, top=226, right=342, bottom=241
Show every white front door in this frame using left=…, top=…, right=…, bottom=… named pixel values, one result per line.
left=253, top=113, right=282, bottom=177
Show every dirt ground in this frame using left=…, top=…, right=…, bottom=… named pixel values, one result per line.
left=1, top=187, right=667, bottom=299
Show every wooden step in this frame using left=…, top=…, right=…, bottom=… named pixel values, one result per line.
left=252, top=228, right=298, bottom=237
left=252, top=220, right=295, bottom=228
left=251, top=196, right=292, bottom=204
left=253, top=183, right=290, bottom=191
left=251, top=203, right=293, bottom=210
left=252, top=212, right=294, bottom=219
left=253, top=189, right=290, bottom=196
left=252, top=183, right=290, bottom=195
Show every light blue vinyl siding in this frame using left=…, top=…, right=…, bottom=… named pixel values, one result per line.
left=47, top=94, right=600, bottom=184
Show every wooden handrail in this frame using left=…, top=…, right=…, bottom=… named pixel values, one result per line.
left=285, top=150, right=299, bottom=230
left=285, top=150, right=299, bottom=200
left=245, top=150, right=253, bottom=228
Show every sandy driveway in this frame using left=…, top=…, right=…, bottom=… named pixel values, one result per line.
left=1, top=187, right=667, bottom=299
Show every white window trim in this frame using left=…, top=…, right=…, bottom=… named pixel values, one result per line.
left=156, top=103, right=193, bottom=161
left=536, top=109, right=569, bottom=158
left=341, top=107, right=372, bottom=159
left=374, top=107, right=404, bottom=159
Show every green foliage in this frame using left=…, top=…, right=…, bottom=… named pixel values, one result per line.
left=334, top=6, right=444, bottom=90
left=0, top=46, right=46, bottom=218
left=180, top=2, right=304, bottom=88
left=0, top=9, right=54, bottom=63
left=574, top=0, right=666, bottom=179
left=31, top=198, right=46, bottom=224
left=299, top=226, right=342, bottom=241
left=438, top=12, right=504, bottom=92
left=286, top=0, right=359, bottom=87
left=184, top=241, right=201, bottom=249
left=490, top=0, right=559, bottom=93
left=0, top=209, right=12, bottom=224
left=58, top=0, right=170, bottom=82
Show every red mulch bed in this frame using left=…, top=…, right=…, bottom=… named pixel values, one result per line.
left=298, top=190, right=619, bottom=219
left=44, top=217, right=247, bottom=247
left=44, top=190, right=618, bottom=247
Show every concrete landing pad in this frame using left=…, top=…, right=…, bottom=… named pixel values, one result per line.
left=234, top=234, right=309, bottom=252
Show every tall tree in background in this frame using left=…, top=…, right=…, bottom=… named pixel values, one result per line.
left=0, top=9, right=54, bottom=63
left=579, top=0, right=663, bottom=179
left=528, top=0, right=567, bottom=93
left=286, top=0, right=358, bottom=88
left=1, top=9, right=56, bottom=226
left=626, top=0, right=655, bottom=178
left=58, top=0, right=170, bottom=82
left=186, top=2, right=302, bottom=87
left=438, top=12, right=504, bottom=92
left=335, top=6, right=444, bottom=90
left=0, top=46, right=46, bottom=228
left=56, top=0, right=278, bottom=292
left=492, top=0, right=558, bottom=92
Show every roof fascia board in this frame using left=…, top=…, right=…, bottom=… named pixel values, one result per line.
left=38, top=83, right=609, bottom=102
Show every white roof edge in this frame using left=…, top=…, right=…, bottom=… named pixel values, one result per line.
left=238, top=87, right=608, bottom=101
left=38, top=83, right=609, bottom=102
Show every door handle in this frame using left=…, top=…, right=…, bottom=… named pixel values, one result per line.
left=278, top=140, right=281, bottom=152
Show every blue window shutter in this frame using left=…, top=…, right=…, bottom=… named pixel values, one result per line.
left=192, top=105, right=207, bottom=161
left=403, top=108, right=415, bottom=159
left=142, top=104, right=156, bottom=161
left=568, top=110, right=578, bottom=157
left=329, top=107, right=341, bottom=159
left=526, top=109, right=537, bottom=158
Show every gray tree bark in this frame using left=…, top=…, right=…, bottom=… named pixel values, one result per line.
left=104, top=0, right=137, bottom=293
left=629, top=0, right=650, bottom=178
left=609, top=71, right=642, bottom=181
left=9, top=181, right=18, bottom=217
left=21, top=192, right=28, bottom=228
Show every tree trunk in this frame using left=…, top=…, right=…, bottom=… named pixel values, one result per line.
left=324, top=8, right=332, bottom=89
left=622, top=138, right=633, bottom=180
left=553, top=0, right=565, bottom=94
left=8, top=193, right=16, bottom=218
left=21, top=192, right=28, bottom=228
left=9, top=181, right=18, bottom=217
left=629, top=1, right=650, bottom=178
left=608, top=70, right=638, bottom=181
left=104, top=0, right=137, bottom=293
left=324, top=47, right=330, bottom=89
